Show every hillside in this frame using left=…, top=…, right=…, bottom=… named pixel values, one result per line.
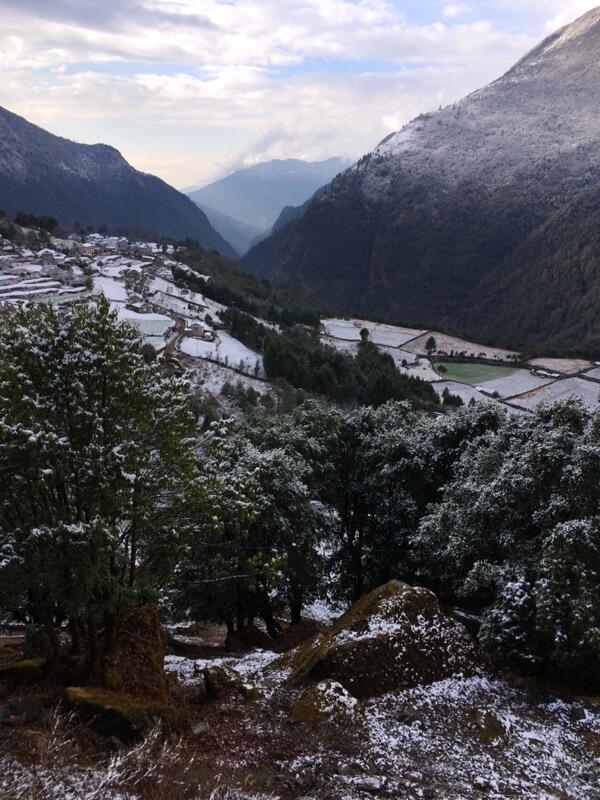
left=195, top=203, right=263, bottom=256
left=188, top=157, right=348, bottom=232
left=243, top=8, right=600, bottom=353
left=0, top=106, right=236, bottom=257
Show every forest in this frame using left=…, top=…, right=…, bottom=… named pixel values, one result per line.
left=1, top=299, right=599, bottom=689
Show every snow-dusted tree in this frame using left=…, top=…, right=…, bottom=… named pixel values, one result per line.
left=533, top=519, right=600, bottom=680
left=175, top=412, right=328, bottom=635
left=0, top=298, right=197, bottom=675
left=418, top=399, right=600, bottom=680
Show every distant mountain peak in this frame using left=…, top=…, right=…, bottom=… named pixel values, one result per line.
left=188, top=156, right=349, bottom=235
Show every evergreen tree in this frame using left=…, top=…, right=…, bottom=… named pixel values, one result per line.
left=0, top=298, right=197, bottom=676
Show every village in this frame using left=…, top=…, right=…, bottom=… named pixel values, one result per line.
left=1, top=226, right=600, bottom=415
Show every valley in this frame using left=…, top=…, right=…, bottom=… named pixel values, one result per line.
left=2, top=223, right=599, bottom=416
left=3, top=5, right=600, bottom=800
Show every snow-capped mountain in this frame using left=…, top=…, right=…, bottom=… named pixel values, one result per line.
left=243, top=7, right=600, bottom=351
left=0, top=106, right=236, bottom=257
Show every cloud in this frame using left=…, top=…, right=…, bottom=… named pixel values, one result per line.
left=0, top=0, right=575, bottom=186
left=443, top=4, right=471, bottom=18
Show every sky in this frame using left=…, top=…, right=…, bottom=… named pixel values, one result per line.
left=0, top=0, right=597, bottom=188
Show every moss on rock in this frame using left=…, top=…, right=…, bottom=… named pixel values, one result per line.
left=288, top=580, right=481, bottom=698
left=291, top=680, right=360, bottom=724
left=66, top=686, right=182, bottom=741
left=0, top=659, right=47, bottom=688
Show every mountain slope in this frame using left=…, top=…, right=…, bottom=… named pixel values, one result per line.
left=189, top=157, right=348, bottom=231
left=0, top=106, right=236, bottom=257
left=243, top=8, right=600, bottom=352
left=196, top=203, right=262, bottom=256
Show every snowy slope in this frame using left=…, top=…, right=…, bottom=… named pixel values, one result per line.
left=243, top=7, right=600, bottom=352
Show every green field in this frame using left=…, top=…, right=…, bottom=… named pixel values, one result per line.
left=433, top=361, right=517, bottom=385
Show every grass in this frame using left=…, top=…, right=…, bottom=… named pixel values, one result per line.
left=433, top=361, right=518, bottom=385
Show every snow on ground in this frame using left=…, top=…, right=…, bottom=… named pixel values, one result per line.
left=378, top=345, right=420, bottom=367
left=322, top=318, right=425, bottom=347
left=527, top=357, right=594, bottom=375
left=93, top=276, right=127, bottom=302
left=356, top=676, right=600, bottom=800
left=115, top=305, right=173, bottom=332
left=478, top=369, right=554, bottom=399
left=192, top=360, right=271, bottom=396
left=585, top=366, right=600, bottom=380
left=398, top=358, right=440, bottom=382
left=510, top=377, right=600, bottom=411
left=165, top=650, right=279, bottom=687
left=320, top=336, right=359, bottom=356
left=180, top=332, right=264, bottom=377
left=405, top=332, right=519, bottom=361
left=303, top=599, right=347, bottom=625
left=434, top=380, right=493, bottom=405
left=203, top=296, right=229, bottom=319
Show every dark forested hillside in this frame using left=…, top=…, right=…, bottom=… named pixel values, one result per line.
left=243, top=8, right=600, bottom=352
left=0, top=106, right=236, bottom=257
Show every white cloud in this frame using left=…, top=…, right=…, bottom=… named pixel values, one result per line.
left=1, top=0, right=588, bottom=186
left=542, top=1, right=599, bottom=31
left=443, top=3, right=471, bottom=18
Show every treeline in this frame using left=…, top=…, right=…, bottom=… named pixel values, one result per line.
left=263, top=330, right=439, bottom=408
left=2, top=302, right=600, bottom=688
left=173, top=243, right=321, bottom=327
left=0, top=210, right=60, bottom=243
left=218, top=307, right=439, bottom=408
left=187, top=398, right=600, bottom=684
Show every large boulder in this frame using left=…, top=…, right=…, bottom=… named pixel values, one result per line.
left=291, top=680, right=360, bottom=724
left=65, top=686, right=180, bottom=742
left=225, top=624, right=276, bottom=653
left=288, top=581, right=480, bottom=698
left=0, top=658, right=47, bottom=688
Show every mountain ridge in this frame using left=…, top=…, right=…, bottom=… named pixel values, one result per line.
left=243, top=8, right=600, bottom=352
left=0, top=106, right=236, bottom=257
left=189, top=157, right=349, bottom=232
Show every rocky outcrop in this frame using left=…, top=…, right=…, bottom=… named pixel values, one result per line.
left=225, top=624, right=276, bottom=653
left=65, top=687, right=180, bottom=741
left=202, top=664, right=244, bottom=700
left=291, top=680, right=360, bottom=724
left=288, top=581, right=480, bottom=698
left=67, top=605, right=181, bottom=740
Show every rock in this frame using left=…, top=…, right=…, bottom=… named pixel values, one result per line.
left=240, top=682, right=260, bottom=700
left=3, top=696, right=44, bottom=725
left=166, top=636, right=208, bottom=659
left=272, top=620, right=324, bottom=653
left=0, top=684, right=8, bottom=701
left=295, top=773, right=314, bottom=789
left=102, top=605, right=168, bottom=704
left=0, top=659, right=47, bottom=688
left=288, top=580, right=480, bottom=698
left=66, top=686, right=182, bottom=742
left=466, top=709, right=507, bottom=744
left=351, top=776, right=386, bottom=794
left=225, top=624, right=276, bottom=653
left=291, top=680, right=360, bottom=724
left=192, top=720, right=209, bottom=736
left=202, top=664, right=244, bottom=699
